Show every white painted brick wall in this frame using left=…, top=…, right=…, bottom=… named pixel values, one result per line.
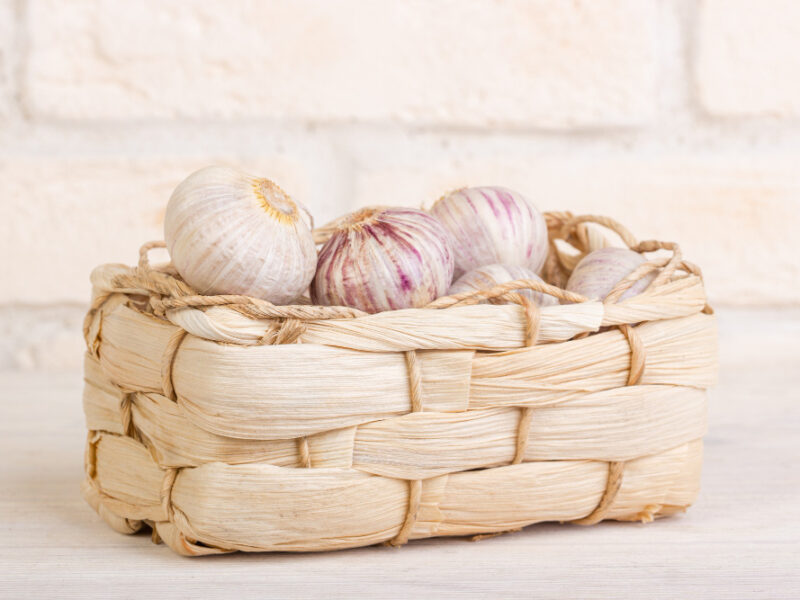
left=0, top=0, right=14, bottom=120
left=0, top=151, right=345, bottom=304
left=696, top=0, right=800, bottom=117
left=2, top=0, right=800, bottom=370
left=26, top=0, right=658, bottom=128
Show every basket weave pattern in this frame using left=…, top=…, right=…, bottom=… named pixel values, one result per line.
left=81, top=213, right=717, bottom=555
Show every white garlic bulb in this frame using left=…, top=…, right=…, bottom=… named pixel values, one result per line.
left=429, top=186, right=549, bottom=278
left=566, top=247, right=656, bottom=301
left=164, top=166, right=316, bottom=304
left=311, top=207, right=454, bottom=313
left=448, top=264, right=559, bottom=307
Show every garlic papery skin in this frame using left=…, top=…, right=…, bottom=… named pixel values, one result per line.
left=429, top=186, right=549, bottom=278
left=311, top=207, right=454, bottom=313
left=448, top=264, right=558, bottom=307
left=164, top=166, right=317, bottom=304
left=566, top=247, right=656, bottom=302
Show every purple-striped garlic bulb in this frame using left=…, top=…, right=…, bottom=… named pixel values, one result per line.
left=429, top=186, right=549, bottom=278
left=566, top=247, right=657, bottom=301
left=164, top=166, right=316, bottom=304
left=448, top=264, right=558, bottom=307
left=311, top=207, right=454, bottom=313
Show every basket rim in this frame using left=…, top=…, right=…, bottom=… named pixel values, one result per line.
left=86, top=211, right=709, bottom=326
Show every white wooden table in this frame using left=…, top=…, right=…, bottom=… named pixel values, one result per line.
left=2, top=308, right=799, bottom=599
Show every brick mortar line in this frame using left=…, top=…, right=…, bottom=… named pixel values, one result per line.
left=6, top=121, right=800, bottom=157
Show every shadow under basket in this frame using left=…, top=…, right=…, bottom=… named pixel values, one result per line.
left=80, top=212, right=718, bottom=556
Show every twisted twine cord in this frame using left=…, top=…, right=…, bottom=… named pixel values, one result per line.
left=572, top=462, right=626, bottom=526
left=543, top=211, right=575, bottom=288
left=388, top=350, right=425, bottom=547
left=389, top=479, right=422, bottom=547
left=427, top=278, right=587, bottom=309
left=259, top=318, right=307, bottom=345
left=558, top=214, right=639, bottom=250
left=619, top=324, right=646, bottom=386
left=567, top=289, right=650, bottom=525
left=511, top=295, right=540, bottom=466
left=467, top=296, right=539, bottom=542
left=512, top=407, right=535, bottom=466
left=152, top=294, right=366, bottom=320
left=404, top=350, right=423, bottom=414
left=138, top=240, right=167, bottom=269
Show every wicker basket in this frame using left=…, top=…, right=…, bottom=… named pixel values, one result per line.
left=81, top=212, right=717, bottom=556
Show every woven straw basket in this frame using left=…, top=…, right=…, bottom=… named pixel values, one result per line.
left=81, top=212, right=717, bottom=556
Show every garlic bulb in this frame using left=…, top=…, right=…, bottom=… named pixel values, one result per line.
left=311, top=207, right=454, bottom=313
left=429, top=186, right=549, bottom=278
left=566, top=247, right=656, bottom=301
left=164, top=166, right=316, bottom=304
left=448, top=264, right=558, bottom=307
